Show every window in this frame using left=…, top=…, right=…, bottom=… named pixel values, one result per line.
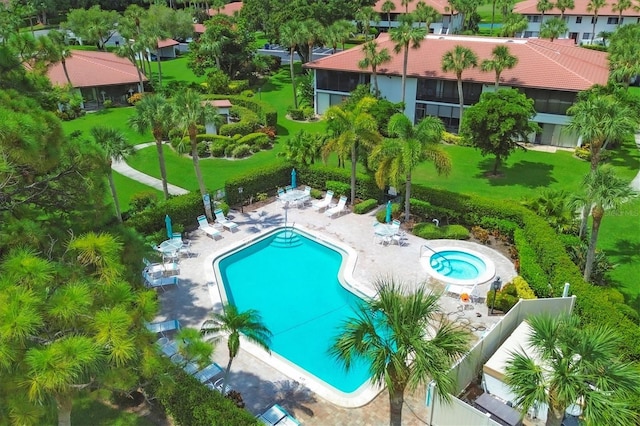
left=416, top=79, right=482, bottom=105
left=522, top=89, right=577, bottom=115
left=316, top=70, right=368, bottom=92
left=524, top=31, right=539, bottom=37
left=528, top=15, right=541, bottom=23
left=415, top=103, right=460, bottom=132
left=582, top=32, right=591, bottom=40
left=607, top=17, right=619, bottom=24
left=576, top=17, right=582, bottom=23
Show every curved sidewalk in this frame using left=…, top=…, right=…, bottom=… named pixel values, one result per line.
left=111, top=142, right=189, bottom=196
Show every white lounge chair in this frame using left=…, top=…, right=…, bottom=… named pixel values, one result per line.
left=143, top=273, right=179, bottom=292
left=214, top=209, right=239, bottom=231
left=197, top=215, right=222, bottom=239
left=312, top=190, right=334, bottom=212
left=296, top=186, right=312, bottom=208
left=194, top=362, right=224, bottom=383
left=145, top=319, right=181, bottom=336
left=325, top=195, right=348, bottom=218
left=143, top=257, right=180, bottom=278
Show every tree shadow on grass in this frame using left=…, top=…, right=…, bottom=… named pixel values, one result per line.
left=603, top=238, right=640, bottom=265
left=276, top=124, right=289, bottom=137
left=605, top=143, right=640, bottom=173
left=475, top=158, right=557, bottom=188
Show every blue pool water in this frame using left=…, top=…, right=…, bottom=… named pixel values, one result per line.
left=217, top=229, right=370, bottom=393
left=430, top=250, right=486, bottom=280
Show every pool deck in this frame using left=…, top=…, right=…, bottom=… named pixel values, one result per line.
left=154, top=200, right=517, bottom=425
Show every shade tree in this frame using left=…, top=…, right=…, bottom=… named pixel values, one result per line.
left=461, top=88, right=540, bottom=175
left=62, top=5, right=120, bottom=51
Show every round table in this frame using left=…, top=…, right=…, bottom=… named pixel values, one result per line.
left=158, top=239, right=183, bottom=255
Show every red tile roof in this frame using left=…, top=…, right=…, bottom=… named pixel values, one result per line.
left=208, top=1, right=243, bottom=16
left=373, top=0, right=454, bottom=15
left=47, top=50, right=147, bottom=88
left=304, top=33, right=609, bottom=92
left=157, top=38, right=179, bottom=48
left=514, top=0, right=640, bottom=16
left=194, top=23, right=205, bottom=34
left=203, top=99, right=233, bottom=108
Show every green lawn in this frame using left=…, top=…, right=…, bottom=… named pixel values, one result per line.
left=112, top=172, right=164, bottom=211
left=63, top=107, right=153, bottom=146
left=146, top=56, right=207, bottom=86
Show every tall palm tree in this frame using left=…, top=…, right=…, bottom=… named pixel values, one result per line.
left=300, top=19, right=324, bottom=63
left=280, top=21, right=304, bottom=109
left=331, top=279, right=471, bottom=426
left=91, top=127, right=134, bottom=223
left=441, top=45, right=478, bottom=133
left=128, top=94, right=173, bottom=199
left=200, top=304, right=272, bottom=391
left=414, top=1, right=440, bottom=30
left=356, top=6, right=380, bottom=41
left=480, top=45, right=518, bottom=89
left=390, top=22, right=427, bottom=105
left=171, top=89, right=219, bottom=220
left=611, top=0, right=632, bottom=27
left=576, top=166, right=636, bottom=281
left=370, top=114, right=450, bottom=222
left=587, top=0, right=607, bottom=44
left=555, top=0, right=575, bottom=18
left=505, top=314, right=640, bottom=426
left=540, top=17, right=569, bottom=41
left=323, top=96, right=382, bottom=205
left=358, top=40, right=392, bottom=96
left=608, top=25, right=640, bottom=88
left=536, top=0, right=554, bottom=23
left=37, top=30, right=73, bottom=86
left=401, top=0, right=415, bottom=13
left=382, top=0, right=396, bottom=30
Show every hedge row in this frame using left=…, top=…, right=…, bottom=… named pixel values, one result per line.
left=203, top=94, right=277, bottom=127
left=225, top=163, right=292, bottom=205
left=413, top=223, right=470, bottom=240
left=219, top=106, right=260, bottom=137
left=125, top=192, right=205, bottom=235
left=148, top=365, right=257, bottom=426
left=411, top=185, right=640, bottom=360
left=297, top=165, right=384, bottom=202
left=353, top=199, right=378, bottom=214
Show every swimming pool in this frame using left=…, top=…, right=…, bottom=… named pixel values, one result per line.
left=422, top=246, right=496, bottom=286
left=214, top=227, right=376, bottom=403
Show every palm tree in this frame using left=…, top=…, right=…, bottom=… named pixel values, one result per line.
left=555, top=0, right=575, bottom=18
left=401, top=0, right=415, bottom=13
left=200, top=304, right=272, bottom=391
left=91, top=127, right=134, bottom=223
left=611, top=0, right=632, bottom=27
left=499, top=13, right=529, bottom=37
left=505, top=314, right=640, bottom=426
left=382, top=0, right=396, bottom=30
left=390, top=22, right=427, bottom=105
left=480, top=45, right=518, bottom=89
left=539, top=17, right=569, bottom=42
left=300, top=19, right=324, bottom=63
left=171, top=89, right=219, bottom=220
left=323, top=96, right=382, bottom=205
left=358, top=41, right=392, bottom=96
left=370, top=114, right=450, bottom=222
left=414, top=1, right=440, bottom=30
left=536, top=0, right=554, bottom=23
left=587, top=0, right=606, bottom=44
left=576, top=167, right=636, bottom=281
left=280, top=21, right=304, bottom=109
left=608, top=25, right=640, bottom=88
left=128, top=94, right=173, bottom=199
left=279, top=130, right=325, bottom=166
left=357, top=7, right=380, bottom=42
left=331, top=279, right=471, bottom=426
left=441, top=45, right=478, bottom=133
left=522, top=189, right=576, bottom=233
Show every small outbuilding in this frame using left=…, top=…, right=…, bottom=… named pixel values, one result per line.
left=202, top=99, right=232, bottom=134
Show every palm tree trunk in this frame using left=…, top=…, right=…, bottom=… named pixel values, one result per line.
left=373, top=68, right=379, bottom=96
left=591, top=18, right=596, bottom=44
left=56, top=394, right=72, bottom=426
left=404, top=172, right=411, bottom=222
left=388, top=13, right=391, bottom=30
left=221, top=356, right=234, bottom=394
left=578, top=204, right=589, bottom=239
left=155, top=138, right=170, bottom=199
left=547, top=404, right=565, bottom=426
left=457, top=76, right=464, bottom=134
left=350, top=144, right=357, bottom=205
left=133, top=54, right=145, bottom=93
left=156, top=48, right=163, bottom=87
left=494, top=71, right=500, bottom=89
left=191, top=136, right=212, bottom=221
left=401, top=45, right=408, bottom=105
left=62, top=60, right=72, bottom=87
left=108, top=171, right=123, bottom=222
left=388, top=381, right=406, bottom=426
left=290, top=48, right=298, bottom=109
left=583, top=207, right=602, bottom=281
left=491, top=0, right=496, bottom=33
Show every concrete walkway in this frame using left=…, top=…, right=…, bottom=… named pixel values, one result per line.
left=112, top=142, right=189, bottom=195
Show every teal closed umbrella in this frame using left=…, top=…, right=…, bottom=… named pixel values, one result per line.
left=291, top=168, right=297, bottom=188
left=165, top=215, right=173, bottom=239
left=385, top=201, right=392, bottom=224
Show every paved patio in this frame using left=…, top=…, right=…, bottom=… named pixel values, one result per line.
left=152, top=200, right=517, bottom=425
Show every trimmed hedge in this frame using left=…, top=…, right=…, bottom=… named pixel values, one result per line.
left=148, top=365, right=257, bottom=425
left=225, top=163, right=292, bottom=205
left=237, top=132, right=271, bottom=150
left=326, top=180, right=350, bottom=199
left=353, top=199, right=378, bottom=214
left=413, top=223, right=470, bottom=240
left=203, top=94, right=278, bottom=127
left=125, top=192, right=205, bottom=235
left=409, top=198, right=461, bottom=223
left=297, top=165, right=384, bottom=202
left=487, top=276, right=537, bottom=313
left=219, top=106, right=260, bottom=137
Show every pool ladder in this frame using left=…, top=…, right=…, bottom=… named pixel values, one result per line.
left=420, top=244, right=451, bottom=270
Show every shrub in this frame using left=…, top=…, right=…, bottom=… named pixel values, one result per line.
left=240, top=89, right=254, bottom=97
left=209, top=140, right=228, bottom=157
left=102, top=99, right=113, bottom=109
left=197, top=141, right=209, bottom=157
left=203, top=94, right=278, bottom=127
left=232, top=144, right=252, bottom=158
left=298, top=165, right=383, bottom=202
left=326, top=181, right=351, bottom=199
left=237, top=132, right=271, bottom=150
left=129, top=191, right=158, bottom=214
left=353, top=199, right=378, bottom=214
left=302, top=106, right=315, bottom=120
left=205, top=68, right=231, bottom=94
left=127, top=93, right=143, bottom=105
left=287, top=107, right=305, bottom=121
left=471, top=226, right=491, bottom=244
left=125, top=192, right=205, bottom=235
left=228, top=80, right=250, bottom=94
left=310, top=188, right=323, bottom=199
left=443, top=224, right=470, bottom=239
left=413, top=223, right=442, bottom=239
left=441, top=131, right=462, bottom=145
left=256, top=126, right=277, bottom=139
left=486, top=276, right=537, bottom=313
left=219, top=106, right=259, bottom=137
left=225, top=163, right=292, bottom=205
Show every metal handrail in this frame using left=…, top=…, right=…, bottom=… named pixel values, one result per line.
left=420, top=245, right=451, bottom=270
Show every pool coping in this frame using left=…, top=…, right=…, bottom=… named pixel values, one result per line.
left=205, top=224, right=385, bottom=408
left=420, top=245, right=496, bottom=286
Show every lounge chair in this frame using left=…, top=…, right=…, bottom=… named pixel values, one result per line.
left=312, top=190, right=334, bottom=212
left=143, top=273, right=179, bottom=292
left=145, top=319, right=181, bottom=336
left=325, top=195, right=348, bottom=218
left=143, top=257, right=180, bottom=278
left=214, top=209, right=239, bottom=231
left=194, top=362, right=224, bottom=383
left=213, top=377, right=233, bottom=395
left=257, top=404, right=300, bottom=426
left=197, top=215, right=222, bottom=239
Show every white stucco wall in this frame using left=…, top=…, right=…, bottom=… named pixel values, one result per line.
left=521, top=16, right=640, bottom=42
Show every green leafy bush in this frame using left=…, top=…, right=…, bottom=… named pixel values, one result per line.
left=444, top=225, right=470, bottom=239
left=326, top=181, right=351, bottom=198
left=298, top=165, right=382, bottom=202
left=129, top=191, right=158, bottom=214
left=413, top=223, right=470, bottom=240
left=228, top=80, right=250, bottom=94
left=125, top=192, right=205, bottom=235
left=210, top=140, right=229, bottom=157
left=203, top=94, right=277, bottom=127
left=232, top=144, right=252, bottom=158
left=237, top=133, right=271, bottom=150
left=205, top=68, right=231, bottom=94
left=353, top=199, right=378, bottom=214
left=441, top=131, right=461, bottom=145
left=225, top=163, right=292, bottom=205
left=197, top=142, right=209, bottom=157
left=219, top=105, right=260, bottom=137
left=287, top=107, right=305, bottom=121
left=486, top=276, right=536, bottom=313
left=310, top=188, right=323, bottom=199
left=409, top=198, right=461, bottom=223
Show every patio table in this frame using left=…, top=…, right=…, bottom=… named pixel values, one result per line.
left=158, top=239, right=183, bottom=255
left=278, top=190, right=307, bottom=203
left=374, top=224, right=397, bottom=237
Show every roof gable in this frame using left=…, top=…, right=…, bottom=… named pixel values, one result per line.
left=47, top=50, right=146, bottom=88
left=304, top=34, right=608, bottom=92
